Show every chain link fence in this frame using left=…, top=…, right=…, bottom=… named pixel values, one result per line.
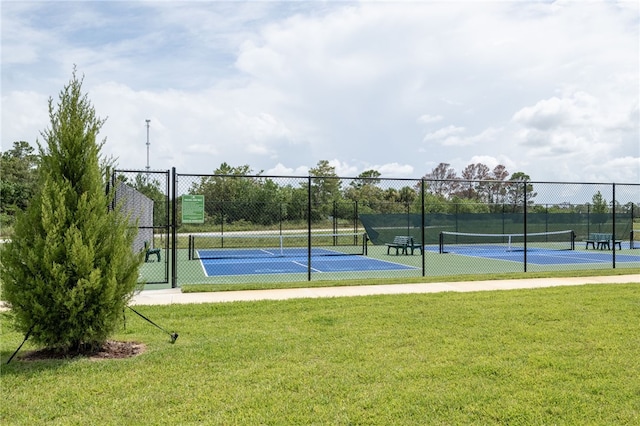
left=114, top=169, right=639, bottom=288
left=112, top=169, right=170, bottom=284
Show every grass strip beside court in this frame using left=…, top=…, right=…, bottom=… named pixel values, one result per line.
left=2, top=283, right=639, bottom=424
left=180, top=268, right=640, bottom=293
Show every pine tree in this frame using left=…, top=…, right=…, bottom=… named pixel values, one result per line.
left=0, top=69, right=143, bottom=353
left=590, top=190, right=609, bottom=230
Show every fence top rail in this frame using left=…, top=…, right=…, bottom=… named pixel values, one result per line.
left=114, top=169, right=170, bottom=174
left=175, top=172, right=424, bottom=183
left=174, top=172, right=640, bottom=187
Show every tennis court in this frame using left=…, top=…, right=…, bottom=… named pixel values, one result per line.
left=429, top=244, right=640, bottom=265
left=196, top=247, right=418, bottom=276
left=138, top=229, right=638, bottom=287
left=431, top=230, right=640, bottom=266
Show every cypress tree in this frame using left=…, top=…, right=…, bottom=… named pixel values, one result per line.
left=1, top=69, right=143, bottom=353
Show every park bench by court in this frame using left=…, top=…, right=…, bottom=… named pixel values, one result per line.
left=386, top=236, right=423, bottom=255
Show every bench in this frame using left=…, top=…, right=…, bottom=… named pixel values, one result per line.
left=585, top=233, right=610, bottom=249
left=610, top=238, right=622, bottom=250
left=386, top=236, right=423, bottom=255
left=145, top=241, right=161, bottom=262
left=585, top=233, right=621, bottom=250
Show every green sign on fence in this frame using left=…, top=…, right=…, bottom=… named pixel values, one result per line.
left=182, top=195, right=205, bottom=224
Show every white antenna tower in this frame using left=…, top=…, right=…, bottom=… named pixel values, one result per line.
left=145, top=119, right=151, bottom=179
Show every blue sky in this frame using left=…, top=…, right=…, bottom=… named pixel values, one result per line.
left=2, top=1, right=639, bottom=184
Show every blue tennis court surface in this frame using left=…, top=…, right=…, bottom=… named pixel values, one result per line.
left=197, top=249, right=418, bottom=276
left=428, top=245, right=640, bottom=265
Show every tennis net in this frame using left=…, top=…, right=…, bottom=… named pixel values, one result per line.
left=439, top=230, right=575, bottom=254
left=189, top=232, right=366, bottom=260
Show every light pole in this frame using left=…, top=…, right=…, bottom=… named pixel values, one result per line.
left=145, top=119, right=150, bottom=181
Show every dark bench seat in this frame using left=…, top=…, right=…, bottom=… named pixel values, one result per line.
left=585, top=233, right=621, bottom=250
left=386, top=236, right=423, bottom=255
left=145, top=241, right=161, bottom=262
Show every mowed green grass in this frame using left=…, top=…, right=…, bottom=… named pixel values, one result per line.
left=2, top=284, right=639, bottom=425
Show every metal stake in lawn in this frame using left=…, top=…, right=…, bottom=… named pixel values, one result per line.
left=6, top=325, right=34, bottom=364
left=127, top=306, right=178, bottom=343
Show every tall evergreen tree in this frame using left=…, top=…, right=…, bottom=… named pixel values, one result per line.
left=0, top=69, right=143, bottom=353
left=308, top=160, right=342, bottom=219
left=505, top=172, right=537, bottom=212
left=590, top=190, right=609, bottom=229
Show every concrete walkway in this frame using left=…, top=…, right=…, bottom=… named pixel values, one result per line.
left=131, top=274, right=639, bottom=306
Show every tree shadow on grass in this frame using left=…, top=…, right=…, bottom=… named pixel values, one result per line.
left=1, top=341, right=146, bottom=377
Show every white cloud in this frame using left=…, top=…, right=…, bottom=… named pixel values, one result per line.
left=185, top=144, right=218, bottom=156
left=417, top=114, right=444, bottom=124
left=512, top=91, right=634, bottom=132
left=512, top=87, right=638, bottom=182
left=235, top=111, right=293, bottom=144
left=513, top=95, right=583, bottom=130
left=375, top=163, right=414, bottom=177
left=327, top=159, right=358, bottom=178
left=423, top=126, right=504, bottom=148
left=423, top=125, right=466, bottom=142
left=599, top=156, right=640, bottom=182
left=0, top=91, right=49, bottom=149
left=265, top=163, right=308, bottom=176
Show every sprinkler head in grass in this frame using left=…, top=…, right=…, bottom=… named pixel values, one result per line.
left=170, top=333, right=178, bottom=344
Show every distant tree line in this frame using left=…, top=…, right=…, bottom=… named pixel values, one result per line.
left=187, top=160, right=540, bottom=226
left=2, top=145, right=637, bottom=232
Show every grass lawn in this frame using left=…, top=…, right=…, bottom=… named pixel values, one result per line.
left=2, top=282, right=639, bottom=424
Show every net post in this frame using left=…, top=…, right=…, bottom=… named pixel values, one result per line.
left=632, top=204, right=636, bottom=249
left=362, top=232, right=368, bottom=256
left=333, top=200, right=337, bottom=246
left=439, top=232, right=443, bottom=254
left=354, top=201, right=358, bottom=247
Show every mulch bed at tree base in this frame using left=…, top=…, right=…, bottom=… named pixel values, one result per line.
left=18, top=341, right=146, bottom=361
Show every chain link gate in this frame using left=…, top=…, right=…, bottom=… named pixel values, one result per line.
left=111, top=169, right=171, bottom=286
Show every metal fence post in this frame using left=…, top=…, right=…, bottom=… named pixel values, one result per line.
left=307, top=175, right=312, bottom=281
left=523, top=180, right=528, bottom=273
left=421, top=178, right=426, bottom=276
left=165, top=169, right=171, bottom=286
left=612, top=182, right=616, bottom=268
left=171, top=167, right=177, bottom=288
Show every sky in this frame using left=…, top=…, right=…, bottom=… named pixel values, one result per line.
left=2, top=0, right=639, bottom=185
